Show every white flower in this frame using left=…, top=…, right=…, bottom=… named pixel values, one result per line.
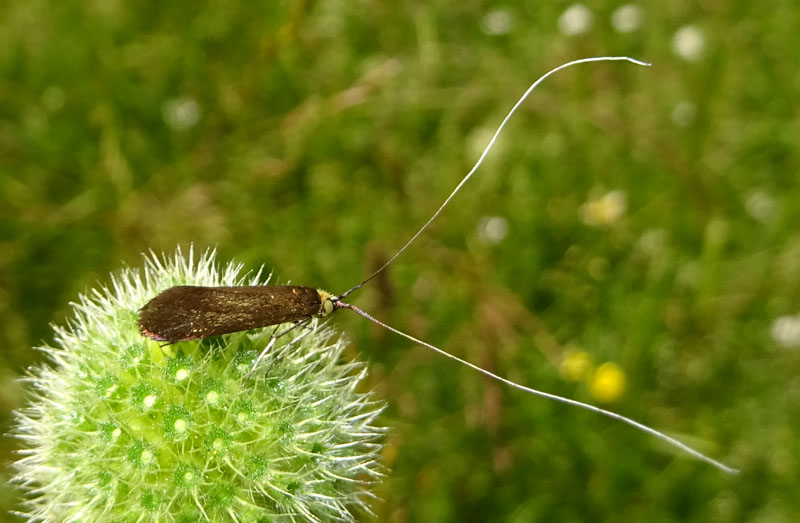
left=482, top=9, right=513, bottom=36
left=162, top=96, right=201, bottom=130
left=559, top=4, right=593, bottom=36
left=745, top=190, right=776, bottom=223
left=673, top=25, right=706, bottom=62
left=477, top=216, right=509, bottom=244
left=611, top=4, right=643, bottom=33
left=671, top=101, right=697, bottom=127
left=771, top=315, right=800, bottom=348
left=635, top=228, right=667, bottom=256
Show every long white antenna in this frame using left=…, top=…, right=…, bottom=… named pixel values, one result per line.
left=335, top=300, right=738, bottom=475
left=339, top=56, right=651, bottom=299
left=332, top=56, right=738, bottom=474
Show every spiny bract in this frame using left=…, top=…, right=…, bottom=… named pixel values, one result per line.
left=12, top=247, right=385, bottom=522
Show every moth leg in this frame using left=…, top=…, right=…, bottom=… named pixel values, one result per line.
left=243, top=319, right=313, bottom=384
left=242, top=325, right=281, bottom=386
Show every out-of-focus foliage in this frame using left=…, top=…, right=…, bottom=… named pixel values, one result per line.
left=1, top=1, right=797, bottom=520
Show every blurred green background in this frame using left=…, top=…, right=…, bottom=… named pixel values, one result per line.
left=1, top=1, right=798, bottom=521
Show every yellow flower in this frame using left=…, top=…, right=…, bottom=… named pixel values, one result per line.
left=589, top=362, right=626, bottom=402
left=580, top=190, right=627, bottom=227
left=560, top=350, right=594, bottom=382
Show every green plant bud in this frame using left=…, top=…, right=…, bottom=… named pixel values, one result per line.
left=13, top=248, right=385, bottom=522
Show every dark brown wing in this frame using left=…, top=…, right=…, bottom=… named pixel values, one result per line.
left=138, top=285, right=323, bottom=342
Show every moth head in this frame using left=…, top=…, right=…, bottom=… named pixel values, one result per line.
left=317, top=290, right=337, bottom=317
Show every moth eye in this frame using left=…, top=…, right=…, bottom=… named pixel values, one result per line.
left=321, top=297, right=336, bottom=317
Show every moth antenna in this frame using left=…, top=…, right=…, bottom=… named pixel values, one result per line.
left=334, top=56, right=737, bottom=473
left=339, top=56, right=651, bottom=300
left=334, top=300, right=738, bottom=475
